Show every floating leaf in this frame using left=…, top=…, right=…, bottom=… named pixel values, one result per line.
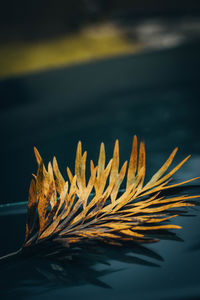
left=3, top=135, right=200, bottom=259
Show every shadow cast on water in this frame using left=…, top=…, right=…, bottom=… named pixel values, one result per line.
left=0, top=231, right=183, bottom=299
left=0, top=184, right=199, bottom=299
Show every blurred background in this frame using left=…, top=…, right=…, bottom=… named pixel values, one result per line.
left=0, top=1, right=200, bottom=205
left=1, top=3, right=200, bottom=300
left=1, top=0, right=200, bottom=78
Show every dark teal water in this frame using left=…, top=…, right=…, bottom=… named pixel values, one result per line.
left=1, top=198, right=200, bottom=300
left=0, top=40, right=200, bottom=299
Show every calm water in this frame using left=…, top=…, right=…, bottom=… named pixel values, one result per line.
left=0, top=39, right=200, bottom=299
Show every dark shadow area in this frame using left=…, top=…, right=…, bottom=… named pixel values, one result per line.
left=0, top=235, right=174, bottom=299
left=2, top=179, right=200, bottom=299
left=1, top=182, right=200, bottom=299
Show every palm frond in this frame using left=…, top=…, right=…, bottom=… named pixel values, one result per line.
left=23, top=135, right=200, bottom=248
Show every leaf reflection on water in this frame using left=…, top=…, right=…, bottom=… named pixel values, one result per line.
left=0, top=184, right=200, bottom=299
left=0, top=230, right=184, bottom=299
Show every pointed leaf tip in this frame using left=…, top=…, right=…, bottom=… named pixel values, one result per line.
left=24, top=136, right=199, bottom=247
left=34, top=146, right=42, bottom=165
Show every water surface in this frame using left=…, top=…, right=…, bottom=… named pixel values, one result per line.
left=0, top=39, right=200, bottom=300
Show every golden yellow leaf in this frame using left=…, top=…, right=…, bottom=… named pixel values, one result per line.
left=126, top=135, right=138, bottom=188
left=53, top=157, right=65, bottom=195
left=25, top=179, right=37, bottom=242
left=21, top=135, right=199, bottom=249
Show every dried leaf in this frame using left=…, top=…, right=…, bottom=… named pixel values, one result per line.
left=22, top=136, right=199, bottom=249
left=126, top=135, right=138, bottom=188
left=25, top=179, right=37, bottom=241
left=53, top=157, right=65, bottom=195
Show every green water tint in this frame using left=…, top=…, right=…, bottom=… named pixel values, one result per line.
left=0, top=37, right=200, bottom=299
left=0, top=194, right=200, bottom=300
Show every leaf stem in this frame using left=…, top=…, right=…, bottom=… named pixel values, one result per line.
left=0, top=248, right=22, bottom=263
